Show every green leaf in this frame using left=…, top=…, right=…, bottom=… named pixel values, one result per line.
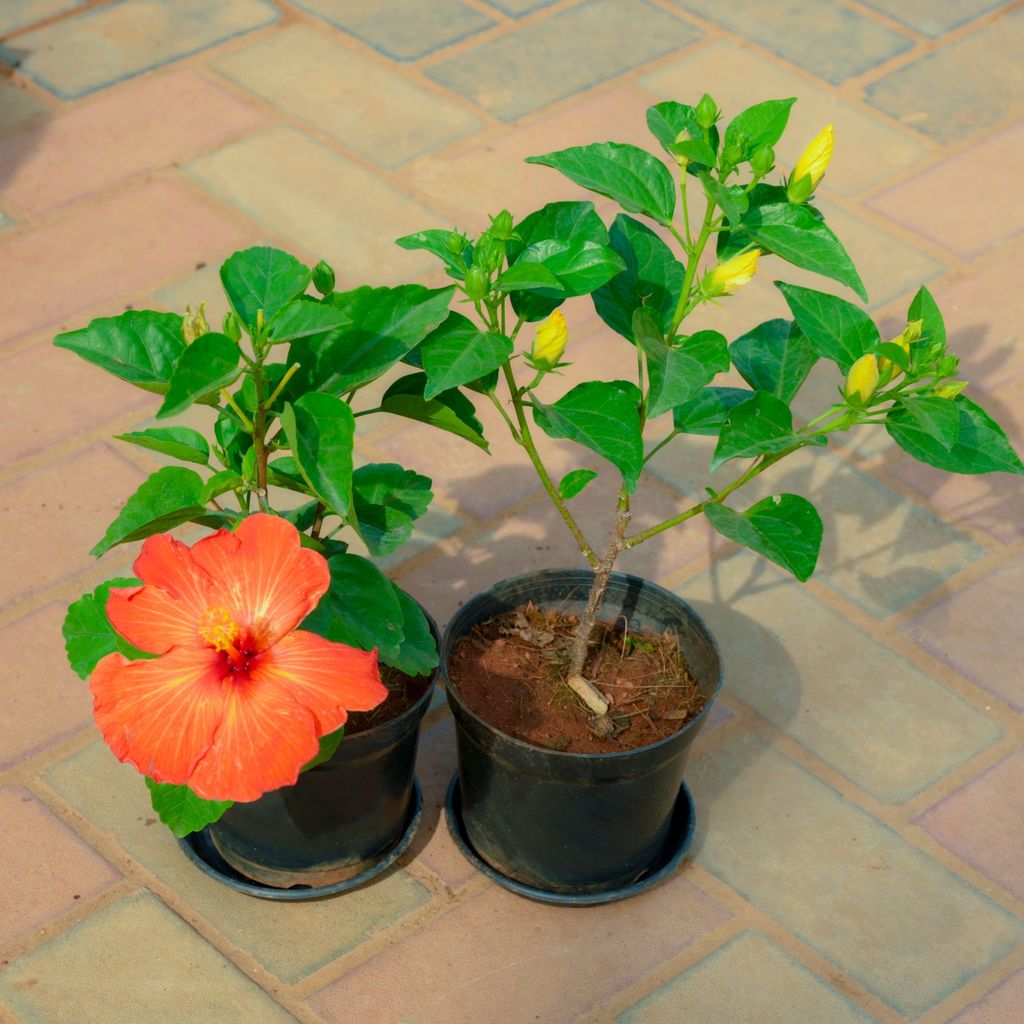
left=280, top=500, right=320, bottom=531
left=886, top=396, right=1024, bottom=475
left=533, top=380, right=644, bottom=491
left=281, top=393, right=355, bottom=519
left=897, top=396, right=961, bottom=451
left=389, top=584, right=439, bottom=677
left=419, top=313, right=513, bottom=400
left=157, top=333, right=241, bottom=419
left=302, top=728, right=345, bottom=772
left=145, top=779, right=232, bottom=838
left=636, top=313, right=729, bottom=418
left=352, top=463, right=432, bottom=556
left=743, top=204, right=867, bottom=301
left=592, top=214, right=684, bottom=342
left=558, top=468, right=598, bottom=500
left=712, top=391, right=822, bottom=471
left=92, top=467, right=208, bottom=557
left=703, top=175, right=749, bottom=225
left=673, top=386, right=754, bottom=435
left=513, top=237, right=626, bottom=297
left=114, top=427, right=210, bottom=466
left=395, top=229, right=469, bottom=280
left=730, top=319, right=818, bottom=404
left=290, top=285, right=454, bottom=394
left=267, top=297, right=350, bottom=343
left=220, top=246, right=310, bottom=328
left=645, top=101, right=719, bottom=170
left=62, top=577, right=152, bottom=679
left=526, top=142, right=676, bottom=225
left=54, top=310, right=185, bottom=394
left=379, top=372, right=489, bottom=451
left=705, top=494, right=822, bottom=581
left=776, top=282, right=879, bottom=373
left=214, top=413, right=251, bottom=472
left=507, top=201, right=610, bottom=261
left=304, top=553, right=405, bottom=663
left=722, top=98, right=796, bottom=163
left=496, top=262, right=564, bottom=293
left=908, top=285, right=946, bottom=352
left=200, top=470, right=243, bottom=503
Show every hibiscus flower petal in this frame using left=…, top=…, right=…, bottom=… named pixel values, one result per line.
left=250, top=630, right=387, bottom=732
left=191, top=514, right=330, bottom=648
left=186, top=680, right=321, bottom=802
left=90, top=647, right=228, bottom=784
left=107, top=534, right=214, bottom=653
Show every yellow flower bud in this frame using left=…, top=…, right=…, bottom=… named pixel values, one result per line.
left=877, top=319, right=922, bottom=376
left=182, top=302, right=209, bottom=344
left=703, top=249, right=761, bottom=298
left=672, top=128, right=691, bottom=169
left=844, top=353, right=880, bottom=406
left=787, top=124, right=833, bottom=202
left=934, top=380, right=968, bottom=399
left=531, top=310, right=568, bottom=370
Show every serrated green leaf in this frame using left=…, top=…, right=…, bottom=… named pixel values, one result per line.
left=114, top=427, right=210, bottom=466
left=722, top=98, right=796, bottom=163
left=395, top=229, right=469, bottom=280
left=705, top=494, right=822, bottom=581
left=897, top=396, right=961, bottom=451
left=533, top=380, right=644, bottom=491
left=526, top=143, right=676, bottom=225
left=389, top=584, right=438, bottom=677
left=92, top=467, right=208, bottom=557
left=886, top=396, right=1024, bottom=475
left=220, top=246, right=310, bottom=328
left=419, top=313, right=513, bottom=400
left=352, top=463, right=432, bottom=556
left=157, top=332, right=241, bottom=419
left=145, top=778, right=232, bottom=838
left=712, top=391, right=822, bottom=471
left=558, top=468, right=598, bottom=500
left=672, top=386, right=755, bottom=435
left=54, top=310, right=184, bottom=394
left=776, top=282, right=879, bottom=373
left=512, top=237, right=625, bottom=297
left=379, top=372, right=489, bottom=450
left=281, top=393, right=355, bottom=519
left=267, top=296, right=350, bottom=343
left=730, top=319, right=818, bottom=404
left=62, top=577, right=153, bottom=679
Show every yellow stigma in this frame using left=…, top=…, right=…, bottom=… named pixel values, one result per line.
left=199, top=606, right=241, bottom=653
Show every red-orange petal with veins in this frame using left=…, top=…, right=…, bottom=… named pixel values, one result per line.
left=249, top=630, right=387, bottom=733
left=185, top=679, right=322, bottom=802
left=190, top=514, right=330, bottom=649
left=90, top=647, right=229, bottom=785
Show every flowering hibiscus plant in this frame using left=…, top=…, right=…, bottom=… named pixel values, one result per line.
left=57, top=246, right=463, bottom=834
left=396, top=93, right=1024, bottom=722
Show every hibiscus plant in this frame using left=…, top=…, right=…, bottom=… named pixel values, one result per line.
left=57, top=247, right=471, bottom=835
left=393, top=92, right=1024, bottom=721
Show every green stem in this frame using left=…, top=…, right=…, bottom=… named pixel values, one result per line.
left=251, top=366, right=271, bottom=513
left=219, top=389, right=254, bottom=433
left=680, top=172, right=693, bottom=249
left=669, top=195, right=717, bottom=336
left=487, top=389, right=520, bottom=443
left=642, top=430, right=679, bottom=466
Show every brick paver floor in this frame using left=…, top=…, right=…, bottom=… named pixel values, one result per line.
left=1, top=2, right=1022, bottom=1021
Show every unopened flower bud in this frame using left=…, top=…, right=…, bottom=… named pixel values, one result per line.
left=787, top=124, right=833, bottom=203
left=903, top=319, right=923, bottom=345
left=844, top=353, right=880, bottom=407
left=463, top=266, right=489, bottom=301
left=222, top=311, right=242, bottom=342
left=182, top=302, right=209, bottom=343
left=703, top=249, right=761, bottom=298
left=695, top=93, right=719, bottom=129
left=446, top=229, right=468, bottom=255
left=474, top=233, right=504, bottom=275
left=672, top=128, right=692, bottom=169
left=751, top=143, right=775, bottom=178
left=530, top=311, right=568, bottom=370
left=489, top=209, right=515, bottom=240
left=933, top=380, right=968, bottom=399
left=312, top=260, right=335, bottom=295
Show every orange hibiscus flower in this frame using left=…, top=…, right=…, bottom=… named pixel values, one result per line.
left=90, top=514, right=387, bottom=802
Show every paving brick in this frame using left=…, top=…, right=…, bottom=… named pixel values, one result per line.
left=949, top=970, right=1024, bottom=1024
left=402, top=85, right=659, bottom=222
left=906, top=555, right=1024, bottom=712
left=0, top=788, right=118, bottom=946
left=186, top=126, right=443, bottom=283
left=0, top=0, right=82, bottom=35
left=677, top=552, right=1000, bottom=801
left=0, top=891, right=298, bottom=1024
left=308, top=876, right=730, bottom=1024
left=0, top=81, right=47, bottom=135
left=1, top=0, right=279, bottom=100
left=485, top=0, right=556, bottom=14
left=689, top=732, right=1023, bottom=1017
left=870, top=125, right=1024, bottom=260
left=0, top=71, right=262, bottom=216
left=212, top=25, right=480, bottom=169
left=640, top=42, right=928, bottom=196
left=293, top=0, right=493, bottom=60
left=45, top=741, right=431, bottom=983
left=916, top=750, right=1024, bottom=901
left=4, top=339, right=154, bottom=463
left=425, top=0, right=702, bottom=122
left=665, top=0, right=912, bottom=84
left=860, top=0, right=1012, bottom=37
left=0, top=604, right=98, bottom=768
left=1, top=179, right=252, bottom=348
left=866, top=9, right=1024, bottom=143
left=0, top=445, right=145, bottom=611
left=619, top=930, right=872, bottom=1023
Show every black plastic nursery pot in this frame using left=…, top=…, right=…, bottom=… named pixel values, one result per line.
left=181, top=615, right=440, bottom=898
left=442, top=569, right=722, bottom=904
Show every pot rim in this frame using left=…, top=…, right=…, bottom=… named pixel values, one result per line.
left=441, top=568, right=723, bottom=763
